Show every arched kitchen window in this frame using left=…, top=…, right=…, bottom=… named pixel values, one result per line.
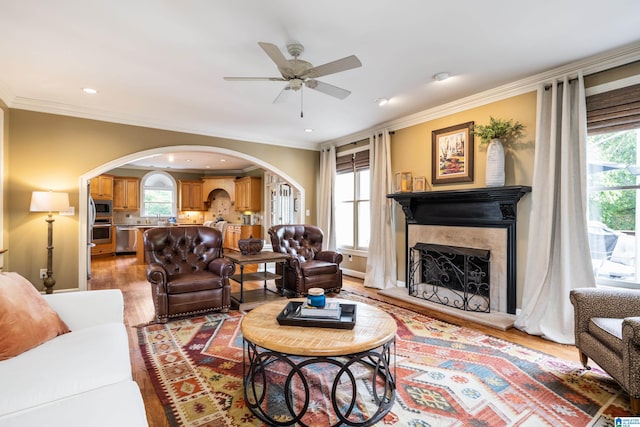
left=141, top=171, right=176, bottom=217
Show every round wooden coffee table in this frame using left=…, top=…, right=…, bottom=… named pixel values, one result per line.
left=241, top=298, right=397, bottom=427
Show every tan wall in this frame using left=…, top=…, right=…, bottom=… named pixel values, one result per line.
left=389, top=91, right=537, bottom=307
left=1, top=101, right=8, bottom=268
left=7, top=110, right=319, bottom=290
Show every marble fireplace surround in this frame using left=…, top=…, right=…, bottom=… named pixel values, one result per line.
left=386, top=186, right=531, bottom=329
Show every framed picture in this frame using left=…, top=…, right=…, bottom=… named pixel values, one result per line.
left=431, top=121, right=474, bottom=184
left=413, top=176, right=427, bottom=192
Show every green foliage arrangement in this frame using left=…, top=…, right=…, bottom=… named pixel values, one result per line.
left=472, top=116, right=526, bottom=146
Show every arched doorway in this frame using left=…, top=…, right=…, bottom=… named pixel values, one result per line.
left=78, top=144, right=305, bottom=290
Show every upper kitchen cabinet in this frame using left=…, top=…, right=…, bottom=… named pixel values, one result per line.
left=113, top=177, right=140, bottom=210
left=179, top=180, right=205, bottom=211
left=234, top=177, right=261, bottom=212
left=90, top=175, right=114, bottom=200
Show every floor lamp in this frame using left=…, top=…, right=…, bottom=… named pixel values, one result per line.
left=30, top=191, right=70, bottom=294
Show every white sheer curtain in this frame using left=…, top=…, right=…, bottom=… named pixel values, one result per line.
left=364, top=130, right=397, bottom=289
left=318, top=146, right=336, bottom=250
left=514, top=73, right=595, bottom=344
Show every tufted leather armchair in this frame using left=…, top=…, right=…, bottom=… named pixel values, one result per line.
left=570, top=287, right=640, bottom=414
left=144, top=227, right=235, bottom=323
left=268, top=224, right=343, bottom=297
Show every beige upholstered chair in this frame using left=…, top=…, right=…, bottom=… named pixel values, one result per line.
left=570, top=287, right=640, bottom=414
left=268, top=224, right=343, bottom=297
left=213, top=221, right=228, bottom=247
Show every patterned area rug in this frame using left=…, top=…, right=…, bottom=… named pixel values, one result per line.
left=137, top=291, right=632, bottom=426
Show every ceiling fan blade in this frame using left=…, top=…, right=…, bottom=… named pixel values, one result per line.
left=273, top=86, right=292, bottom=104
left=305, top=80, right=351, bottom=99
left=303, top=55, right=362, bottom=79
left=223, top=77, right=285, bottom=81
left=258, top=42, right=292, bottom=75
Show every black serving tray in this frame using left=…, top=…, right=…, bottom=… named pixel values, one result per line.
left=277, top=301, right=357, bottom=329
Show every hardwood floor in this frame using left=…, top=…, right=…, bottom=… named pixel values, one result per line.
left=89, top=254, right=581, bottom=427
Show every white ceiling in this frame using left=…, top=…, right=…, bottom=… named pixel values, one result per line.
left=1, top=1, right=640, bottom=171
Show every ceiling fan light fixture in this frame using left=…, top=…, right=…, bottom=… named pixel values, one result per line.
left=82, top=87, right=98, bottom=94
left=304, top=128, right=313, bottom=133
left=375, top=98, right=389, bottom=106
left=433, top=72, right=451, bottom=82
left=290, top=79, right=304, bottom=91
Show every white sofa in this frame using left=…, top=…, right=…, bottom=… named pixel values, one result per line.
left=0, top=289, right=148, bottom=426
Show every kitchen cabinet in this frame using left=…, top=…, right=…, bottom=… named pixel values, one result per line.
left=179, top=180, right=205, bottom=211
left=113, top=177, right=140, bottom=210
left=90, top=175, right=114, bottom=200
left=225, top=224, right=262, bottom=251
left=234, top=177, right=261, bottom=211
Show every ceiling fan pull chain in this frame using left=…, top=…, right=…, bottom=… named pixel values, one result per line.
left=300, top=86, right=304, bottom=118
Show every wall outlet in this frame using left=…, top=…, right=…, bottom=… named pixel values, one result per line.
left=39, top=268, right=47, bottom=279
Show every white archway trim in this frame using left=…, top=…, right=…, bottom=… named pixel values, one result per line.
left=78, top=145, right=305, bottom=290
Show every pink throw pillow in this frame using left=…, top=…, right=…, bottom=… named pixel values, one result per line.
left=0, top=272, right=70, bottom=361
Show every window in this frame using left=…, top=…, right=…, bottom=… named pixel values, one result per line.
left=141, top=171, right=176, bottom=217
left=335, top=150, right=370, bottom=251
left=587, top=82, right=640, bottom=289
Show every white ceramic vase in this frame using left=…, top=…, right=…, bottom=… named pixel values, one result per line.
left=485, top=138, right=505, bottom=187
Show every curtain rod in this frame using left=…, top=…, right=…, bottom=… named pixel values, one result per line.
left=544, top=76, right=579, bottom=90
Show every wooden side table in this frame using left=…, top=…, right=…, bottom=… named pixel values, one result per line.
left=223, top=251, right=289, bottom=305
left=241, top=298, right=397, bottom=426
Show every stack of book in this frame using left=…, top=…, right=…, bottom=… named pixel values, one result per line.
left=298, top=301, right=341, bottom=320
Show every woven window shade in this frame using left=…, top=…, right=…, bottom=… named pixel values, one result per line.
left=336, top=150, right=369, bottom=174
left=587, top=83, right=640, bottom=135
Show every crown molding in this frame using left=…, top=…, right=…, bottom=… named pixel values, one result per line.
left=0, top=80, right=13, bottom=109
left=321, top=40, right=640, bottom=149
left=8, top=96, right=315, bottom=151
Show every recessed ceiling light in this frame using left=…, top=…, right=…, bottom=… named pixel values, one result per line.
left=375, top=98, right=389, bottom=106
left=185, top=159, right=192, bottom=162
left=82, top=87, right=98, bottom=94
left=220, top=159, right=227, bottom=162
left=433, top=72, right=451, bottom=82
left=304, top=128, right=313, bottom=133
left=168, top=155, right=175, bottom=162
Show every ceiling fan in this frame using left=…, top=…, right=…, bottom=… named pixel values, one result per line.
left=224, top=42, right=362, bottom=110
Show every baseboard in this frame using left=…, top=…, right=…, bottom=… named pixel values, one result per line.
left=342, top=268, right=365, bottom=279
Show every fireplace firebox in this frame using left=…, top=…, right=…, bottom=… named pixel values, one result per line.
left=410, top=243, right=491, bottom=312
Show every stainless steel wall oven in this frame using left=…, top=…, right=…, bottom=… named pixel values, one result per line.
left=92, top=218, right=112, bottom=244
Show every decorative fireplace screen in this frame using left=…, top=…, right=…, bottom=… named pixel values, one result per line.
left=409, top=243, right=491, bottom=312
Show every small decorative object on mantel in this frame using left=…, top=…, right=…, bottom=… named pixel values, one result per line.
left=400, top=171, right=413, bottom=192
left=237, top=235, right=263, bottom=255
left=472, top=117, right=526, bottom=187
left=413, top=176, right=428, bottom=192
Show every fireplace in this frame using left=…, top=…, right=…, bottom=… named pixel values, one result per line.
left=388, top=186, right=530, bottom=315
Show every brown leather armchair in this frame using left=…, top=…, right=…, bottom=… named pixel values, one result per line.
left=570, top=287, right=640, bottom=414
left=268, top=224, right=343, bottom=296
left=144, top=226, right=235, bottom=323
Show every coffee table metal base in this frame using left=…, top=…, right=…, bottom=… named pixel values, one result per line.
left=243, top=338, right=396, bottom=427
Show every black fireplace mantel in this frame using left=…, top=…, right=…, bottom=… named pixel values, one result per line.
left=387, top=185, right=531, bottom=227
left=387, top=185, right=531, bottom=314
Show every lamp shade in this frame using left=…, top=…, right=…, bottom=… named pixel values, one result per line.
left=30, top=191, right=70, bottom=213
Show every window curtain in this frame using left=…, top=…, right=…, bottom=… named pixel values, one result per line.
left=318, top=145, right=336, bottom=250
left=514, top=73, right=595, bottom=344
left=364, top=130, right=397, bottom=289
